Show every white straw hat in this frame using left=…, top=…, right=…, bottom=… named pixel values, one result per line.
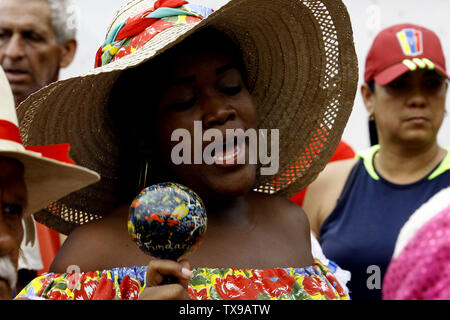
left=0, top=67, right=100, bottom=242
left=17, top=0, right=358, bottom=234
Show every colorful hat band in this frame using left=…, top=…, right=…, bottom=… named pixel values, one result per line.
left=95, top=0, right=213, bottom=67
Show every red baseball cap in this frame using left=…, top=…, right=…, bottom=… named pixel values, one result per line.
left=364, top=23, right=450, bottom=85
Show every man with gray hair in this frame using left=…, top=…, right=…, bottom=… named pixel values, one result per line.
left=0, top=0, right=78, bottom=107
left=0, top=0, right=78, bottom=293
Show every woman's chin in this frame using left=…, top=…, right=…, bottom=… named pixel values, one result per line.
left=196, top=172, right=256, bottom=203
left=164, top=162, right=257, bottom=202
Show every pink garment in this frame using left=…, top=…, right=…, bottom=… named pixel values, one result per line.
left=383, top=205, right=450, bottom=300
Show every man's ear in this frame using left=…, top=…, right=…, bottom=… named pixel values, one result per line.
left=59, top=38, right=77, bottom=68
left=361, top=83, right=375, bottom=116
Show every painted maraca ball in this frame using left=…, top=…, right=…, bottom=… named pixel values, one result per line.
left=128, top=182, right=207, bottom=260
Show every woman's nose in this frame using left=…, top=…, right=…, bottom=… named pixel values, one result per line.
left=405, top=85, right=428, bottom=108
left=202, top=95, right=237, bottom=128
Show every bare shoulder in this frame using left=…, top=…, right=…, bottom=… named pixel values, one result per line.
left=303, top=158, right=358, bottom=237
left=50, top=209, right=141, bottom=273
left=49, top=218, right=113, bottom=273
left=317, top=158, right=358, bottom=180
left=250, top=192, right=309, bottom=225
left=249, top=192, right=313, bottom=262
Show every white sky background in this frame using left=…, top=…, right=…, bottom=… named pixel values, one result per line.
left=61, top=0, right=450, bottom=151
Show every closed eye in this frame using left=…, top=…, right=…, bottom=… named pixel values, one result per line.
left=221, top=85, right=242, bottom=96
left=170, top=97, right=198, bottom=112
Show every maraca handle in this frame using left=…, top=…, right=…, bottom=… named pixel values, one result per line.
left=162, top=275, right=179, bottom=285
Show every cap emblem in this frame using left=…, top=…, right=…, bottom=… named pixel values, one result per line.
left=396, top=28, right=423, bottom=56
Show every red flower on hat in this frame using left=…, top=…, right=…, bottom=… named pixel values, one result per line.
left=302, top=276, right=337, bottom=299
left=215, top=274, right=260, bottom=300
left=252, top=269, right=296, bottom=297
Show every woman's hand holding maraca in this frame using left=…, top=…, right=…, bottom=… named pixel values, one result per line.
left=139, top=258, right=193, bottom=300
left=128, top=182, right=207, bottom=300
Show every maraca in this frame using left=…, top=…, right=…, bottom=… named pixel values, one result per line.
left=128, top=182, right=207, bottom=284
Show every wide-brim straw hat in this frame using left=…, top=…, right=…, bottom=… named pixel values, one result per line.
left=0, top=67, right=100, bottom=243
left=17, top=0, right=358, bottom=235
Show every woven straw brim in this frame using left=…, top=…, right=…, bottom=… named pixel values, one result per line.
left=1, top=150, right=99, bottom=217
left=0, top=149, right=100, bottom=241
left=17, top=0, right=358, bottom=235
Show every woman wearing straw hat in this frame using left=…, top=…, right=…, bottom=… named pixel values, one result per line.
left=15, top=0, right=358, bottom=300
left=0, top=66, right=99, bottom=299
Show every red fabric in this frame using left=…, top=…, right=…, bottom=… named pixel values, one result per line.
left=0, top=120, right=22, bottom=144
left=0, top=122, right=75, bottom=166
left=36, top=222, right=61, bottom=275
left=94, top=46, right=103, bottom=68
left=115, top=12, right=157, bottom=41
left=328, top=140, right=355, bottom=163
left=215, top=274, right=260, bottom=300
left=95, top=0, right=188, bottom=67
left=25, top=143, right=76, bottom=165
left=27, top=143, right=75, bottom=274
left=252, top=269, right=296, bottom=297
left=114, top=0, right=187, bottom=41
left=119, top=275, right=141, bottom=300
left=92, top=273, right=116, bottom=300
left=289, top=141, right=355, bottom=207
left=302, top=276, right=336, bottom=299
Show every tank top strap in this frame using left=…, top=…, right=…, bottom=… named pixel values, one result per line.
left=428, top=147, right=450, bottom=180
left=355, top=145, right=450, bottom=181
left=355, top=145, right=380, bottom=180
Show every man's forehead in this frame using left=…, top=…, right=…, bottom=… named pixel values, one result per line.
left=0, top=0, right=52, bottom=31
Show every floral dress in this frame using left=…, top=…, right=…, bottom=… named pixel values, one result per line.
left=16, top=259, right=349, bottom=300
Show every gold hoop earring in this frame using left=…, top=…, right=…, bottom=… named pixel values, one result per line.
left=138, top=158, right=150, bottom=192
